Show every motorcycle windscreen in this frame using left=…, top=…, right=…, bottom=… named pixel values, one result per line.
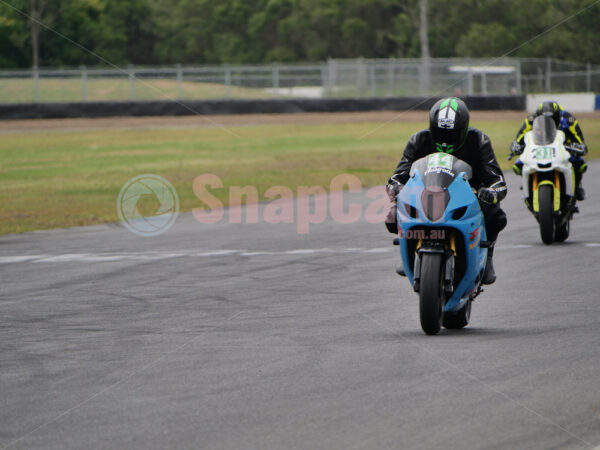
left=421, top=166, right=452, bottom=221
left=410, top=154, right=471, bottom=222
left=532, top=115, right=557, bottom=146
left=410, top=155, right=473, bottom=182
left=420, top=185, right=450, bottom=222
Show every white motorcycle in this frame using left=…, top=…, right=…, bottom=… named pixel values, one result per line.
left=511, top=115, right=581, bottom=244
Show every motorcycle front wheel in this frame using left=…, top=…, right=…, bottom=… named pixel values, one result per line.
left=419, top=253, right=444, bottom=335
left=538, top=184, right=555, bottom=245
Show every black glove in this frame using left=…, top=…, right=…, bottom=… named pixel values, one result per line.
left=565, top=142, right=586, bottom=156
left=386, top=180, right=403, bottom=202
left=385, top=183, right=400, bottom=234
left=509, top=140, right=524, bottom=157
left=478, top=187, right=498, bottom=205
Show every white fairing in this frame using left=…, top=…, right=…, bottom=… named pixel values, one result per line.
left=520, top=129, right=574, bottom=198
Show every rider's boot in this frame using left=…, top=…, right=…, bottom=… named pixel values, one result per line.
left=482, top=243, right=496, bottom=285
left=512, top=160, right=523, bottom=176
left=576, top=184, right=586, bottom=201
left=574, top=161, right=586, bottom=201
left=396, top=259, right=406, bottom=277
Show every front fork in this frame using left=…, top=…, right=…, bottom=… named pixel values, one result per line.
left=413, top=232, right=456, bottom=294
left=530, top=171, right=561, bottom=214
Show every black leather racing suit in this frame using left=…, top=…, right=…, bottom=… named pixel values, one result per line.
left=387, top=127, right=507, bottom=242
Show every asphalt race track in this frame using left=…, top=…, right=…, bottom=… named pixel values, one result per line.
left=1, top=162, right=600, bottom=450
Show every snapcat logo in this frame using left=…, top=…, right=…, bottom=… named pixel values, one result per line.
left=117, top=174, right=179, bottom=237
left=192, top=174, right=390, bottom=234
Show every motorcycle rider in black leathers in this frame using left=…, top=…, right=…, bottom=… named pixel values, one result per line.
left=510, top=101, right=587, bottom=200
left=385, top=97, right=507, bottom=285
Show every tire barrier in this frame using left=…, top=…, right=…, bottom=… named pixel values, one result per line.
left=0, top=96, right=526, bottom=120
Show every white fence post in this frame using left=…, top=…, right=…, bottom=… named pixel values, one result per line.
left=467, top=66, right=474, bottom=96
left=515, top=60, right=522, bottom=95
left=369, top=63, right=376, bottom=97
left=386, top=59, right=394, bottom=97
left=225, top=65, right=231, bottom=99
left=420, top=58, right=430, bottom=95
left=34, top=68, right=40, bottom=103
left=481, top=71, right=488, bottom=95
left=177, top=64, right=183, bottom=99
left=272, top=63, right=280, bottom=97
left=81, top=65, right=87, bottom=102
left=129, top=65, right=135, bottom=100
left=321, top=63, right=328, bottom=98
left=586, top=63, right=591, bottom=92
left=327, top=59, right=336, bottom=98
left=356, top=58, right=363, bottom=96
left=545, top=57, right=551, bottom=93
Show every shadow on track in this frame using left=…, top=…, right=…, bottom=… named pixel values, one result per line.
left=376, top=325, right=575, bottom=340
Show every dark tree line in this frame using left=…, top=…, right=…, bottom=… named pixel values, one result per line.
left=0, top=0, right=598, bottom=68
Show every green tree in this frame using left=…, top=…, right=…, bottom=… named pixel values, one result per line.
left=455, top=23, right=515, bottom=57
left=1, top=0, right=600, bottom=68
left=0, top=4, right=30, bottom=67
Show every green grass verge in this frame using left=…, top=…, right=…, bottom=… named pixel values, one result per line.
left=1, top=116, right=598, bottom=234
left=0, top=77, right=453, bottom=103
left=0, top=78, right=270, bottom=103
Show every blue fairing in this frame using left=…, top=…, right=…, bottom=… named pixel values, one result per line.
left=396, top=161, right=488, bottom=312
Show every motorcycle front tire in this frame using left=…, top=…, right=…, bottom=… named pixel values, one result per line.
left=419, top=253, right=444, bottom=335
left=538, top=184, right=555, bottom=245
left=554, top=218, right=570, bottom=242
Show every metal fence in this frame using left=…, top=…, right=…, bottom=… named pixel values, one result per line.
left=1, top=57, right=599, bottom=104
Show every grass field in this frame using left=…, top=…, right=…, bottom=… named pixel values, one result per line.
left=0, top=77, right=431, bottom=103
left=0, top=78, right=268, bottom=103
left=1, top=113, right=599, bottom=235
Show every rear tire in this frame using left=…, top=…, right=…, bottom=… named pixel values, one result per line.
left=538, top=185, right=554, bottom=245
left=554, top=219, right=570, bottom=243
left=443, top=300, right=471, bottom=329
left=419, top=253, right=444, bottom=335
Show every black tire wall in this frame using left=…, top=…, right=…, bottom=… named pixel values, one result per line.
left=0, top=96, right=525, bottom=120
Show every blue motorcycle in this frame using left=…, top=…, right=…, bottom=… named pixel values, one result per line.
left=395, top=152, right=489, bottom=335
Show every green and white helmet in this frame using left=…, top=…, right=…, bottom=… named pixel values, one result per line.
left=429, top=97, right=470, bottom=153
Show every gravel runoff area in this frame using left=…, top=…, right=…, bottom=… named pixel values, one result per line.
left=4, top=110, right=598, bottom=133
